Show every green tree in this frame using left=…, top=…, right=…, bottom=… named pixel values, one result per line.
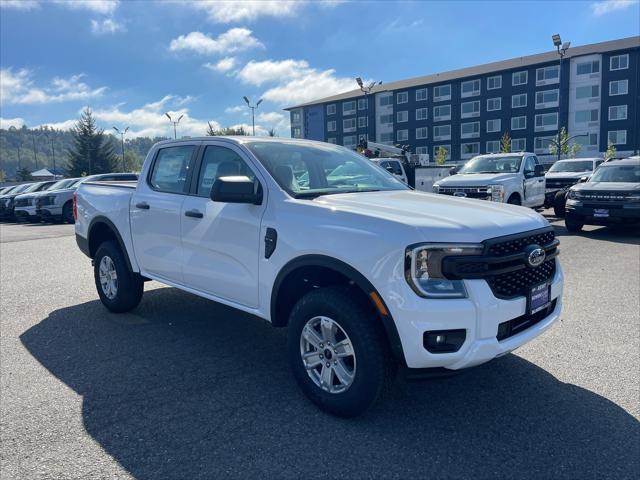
left=267, top=127, right=277, bottom=137
left=122, top=150, right=143, bottom=172
left=605, top=141, right=617, bottom=161
left=0, top=170, right=6, bottom=183
left=67, top=108, right=117, bottom=176
left=435, top=146, right=448, bottom=166
left=207, top=125, right=247, bottom=136
left=500, top=132, right=511, bottom=153
left=205, top=121, right=217, bottom=136
left=569, top=142, right=582, bottom=158
left=16, top=167, right=32, bottom=181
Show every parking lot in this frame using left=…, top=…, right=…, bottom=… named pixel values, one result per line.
left=1, top=214, right=638, bottom=480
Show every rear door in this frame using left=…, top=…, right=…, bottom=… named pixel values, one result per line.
left=130, top=144, right=198, bottom=284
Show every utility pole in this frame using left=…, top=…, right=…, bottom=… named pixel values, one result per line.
left=31, top=129, right=38, bottom=170
left=552, top=34, right=570, bottom=162
left=243, top=96, right=263, bottom=136
left=44, top=131, right=56, bottom=177
left=355, top=77, right=382, bottom=147
left=113, top=126, right=129, bottom=172
left=165, top=113, right=183, bottom=139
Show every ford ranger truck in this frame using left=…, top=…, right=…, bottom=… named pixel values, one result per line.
left=75, top=138, right=563, bottom=417
left=433, top=152, right=546, bottom=208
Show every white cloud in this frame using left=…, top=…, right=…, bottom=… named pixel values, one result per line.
left=186, top=0, right=303, bottom=23
left=169, top=28, right=263, bottom=55
left=0, top=117, right=25, bottom=129
left=0, top=0, right=40, bottom=10
left=237, top=59, right=310, bottom=86
left=204, top=57, right=237, bottom=73
left=37, top=119, right=78, bottom=131
left=90, top=18, right=125, bottom=34
left=591, top=0, right=639, bottom=15
left=257, top=111, right=285, bottom=124
left=224, top=105, right=245, bottom=113
left=0, top=68, right=106, bottom=105
left=52, top=0, right=119, bottom=14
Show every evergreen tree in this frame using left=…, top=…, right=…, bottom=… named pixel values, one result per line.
left=67, top=108, right=117, bottom=176
left=16, top=167, right=32, bottom=181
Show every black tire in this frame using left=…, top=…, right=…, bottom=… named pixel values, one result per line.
left=94, top=241, right=144, bottom=313
left=287, top=286, right=396, bottom=417
left=62, top=201, right=74, bottom=224
left=553, top=191, right=567, bottom=217
left=565, top=215, right=584, bottom=233
left=507, top=194, right=521, bottom=205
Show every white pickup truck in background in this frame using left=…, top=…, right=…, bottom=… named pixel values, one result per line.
left=433, top=153, right=546, bottom=208
left=75, top=137, right=563, bottom=417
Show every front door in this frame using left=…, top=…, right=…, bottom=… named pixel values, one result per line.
left=180, top=143, right=266, bottom=308
left=522, top=156, right=544, bottom=206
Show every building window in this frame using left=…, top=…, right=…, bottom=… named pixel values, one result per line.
left=327, top=137, right=336, bottom=144
left=291, top=111, right=301, bottom=123
left=610, top=54, right=629, bottom=71
left=415, top=88, right=428, bottom=101
left=326, top=104, right=336, bottom=115
left=357, top=98, right=368, bottom=110
left=433, top=145, right=451, bottom=160
left=486, top=140, right=500, bottom=153
left=343, top=135, right=357, bottom=148
left=511, top=116, right=527, bottom=130
left=535, top=89, right=559, bottom=109
left=343, top=118, right=356, bottom=132
left=487, top=75, right=502, bottom=90
left=461, top=79, right=480, bottom=98
left=397, top=110, right=408, bottom=123
left=358, top=134, right=368, bottom=143
left=536, top=65, right=559, bottom=85
left=397, top=129, right=408, bottom=141
left=487, top=97, right=502, bottom=111
left=380, top=114, right=393, bottom=124
left=609, top=79, right=628, bottom=96
left=576, top=85, right=599, bottom=99
left=511, top=93, right=528, bottom=108
left=433, top=104, right=451, bottom=121
left=416, top=127, right=428, bottom=139
left=380, top=132, right=394, bottom=143
left=512, top=71, right=528, bottom=86
left=327, top=120, right=336, bottom=132
left=461, top=121, right=480, bottom=138
left=292, top=127, right=302, bottom=138
left=535, top=112, right=558, bottom=131
left=574, top=132, right=599, bottom=148
left=534, top=136, right=555, bottom=154
left=415, top=146, right=429, bottom=155
left=433, top=125, right=451, bottom=141
left=343, top=101, right=356, bottom=115
left=608, top=130, right=627, bottom=145
left=608, top=105, right=628, bottom=121
left=511, top=138, right=526, bottom=151
left=461, top=100, right=480, bottom=118
left=379, top=94, right=393, bottom=106
left=575, top=109, right=599, bottom=124
left=576, top=60, right=599, bottom=75
left=416, top=108, right=428, bottom=121
left=397, top=92, right=408, bottom=104
left=433, top=84, right=451, bottom=102
left=358, top=116, right=368, bottom=128
left=461, top=142, right=480, bottom=158
left=486, top=119, right=501, bottom=133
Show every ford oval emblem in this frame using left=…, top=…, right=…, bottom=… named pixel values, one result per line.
left=453, top=192, right=467, bottom=197
left=525, top=244, right=546, bottom=268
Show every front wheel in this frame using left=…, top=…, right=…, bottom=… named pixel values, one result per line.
left=287, top=286, right=396, bottom=417
left=553, top=191, right=567, bottom=217
left=94, top=241, right=144, bottom=312
left=565, top=215, right=584, bottom=233
left=507, top=194, right=521, bottom=205
left=62, top=201, right=74, bottom=224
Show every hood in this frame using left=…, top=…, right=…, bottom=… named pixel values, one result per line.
left=545, top=171, right=589, bottom=180
left=312, top=190, right=548, bottom=243
left=572, top=182, right=640, bottom=192
left=436, top=172, right=519, bottom=186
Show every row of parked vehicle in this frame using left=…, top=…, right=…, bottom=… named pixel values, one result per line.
left=0, top=173, right=138, bottom=224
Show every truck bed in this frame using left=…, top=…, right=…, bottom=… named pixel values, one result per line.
left=82, top=180, right=138, bottom=189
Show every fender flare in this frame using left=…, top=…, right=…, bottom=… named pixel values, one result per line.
left=87, top=216, right=135, bottom=273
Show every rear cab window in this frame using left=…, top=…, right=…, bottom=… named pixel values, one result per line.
left=149, top=145, right=196, bottom=194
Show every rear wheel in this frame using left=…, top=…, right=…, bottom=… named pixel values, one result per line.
left=565, top=214, right=584, bottom=233
left=553, top=191, right=567, bottom=217
left=62, top=201, right=74, bottom=224
left=94, top=241, right=144, bottom=312
left=507, top=194, right=521, bottom=205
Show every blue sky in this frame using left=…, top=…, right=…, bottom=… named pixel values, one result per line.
left=1, top=0, right=639, bottom=138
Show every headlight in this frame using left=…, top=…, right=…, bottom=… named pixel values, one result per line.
left=405, top=243, right=483, bottom=298
left=488, top=184, right=504, bottom=202
left=567, top=190, right=581, bottom=200
left=432, top=184, right=440, bottom=193
left=627, top=194, right=640, bottom=203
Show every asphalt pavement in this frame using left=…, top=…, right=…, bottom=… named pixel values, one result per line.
left=1, top=216, right=639, bottom=479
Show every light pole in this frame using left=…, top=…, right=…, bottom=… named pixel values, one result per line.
left=113, top=126, right=129, bottom=172
left=43, top=131, right=56, bottom=177
left=243, top=96, right=263, bottom=136
left=165, top=113, right=183, bottom=139
left=355, top=77, right=382, bottom=147
left=30, top=129, right=38, bottom=170
left=552, top=34, right=570, bottom=162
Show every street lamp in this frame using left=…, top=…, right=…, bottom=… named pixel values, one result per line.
left=243, top=96, right=263, bottom=136
left=165, top=112, right=183, bottom=139
left=552, top=34, right=571, bottom=162
left=548, top=133, right=588, bottom=159
left=113, top=126, right=130, bottom=172
left=355, top=77, right=382, bottom=147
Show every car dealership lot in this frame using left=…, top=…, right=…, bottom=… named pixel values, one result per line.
left=1, top=216, right=638, bottom=479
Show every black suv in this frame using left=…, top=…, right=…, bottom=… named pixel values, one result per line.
left=565, top=157, right=640, bottom=232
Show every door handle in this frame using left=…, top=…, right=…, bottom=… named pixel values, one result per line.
left=185, top=209, right=203, bottom=219
left=136, top=202, right=150, bottom=210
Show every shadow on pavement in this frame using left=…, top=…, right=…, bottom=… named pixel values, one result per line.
left=21, top=287, right=640, bottom=479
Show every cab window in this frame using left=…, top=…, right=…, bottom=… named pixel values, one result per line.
left=380, top=160, right=403, bottom=176
left=149, top=146, right=195, bottom=194
left=196, top=146, right=256, bottom=197
left=524, top=157, right=536, bottom=176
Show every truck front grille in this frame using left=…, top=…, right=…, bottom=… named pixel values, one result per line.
left=546, top=178, right=579, bottom=189
left=438, top=186, right=490, bottom=199
left=14, top=198, right=31, bottom=207
left=37, top=196, right=54, bottom=206
left=487, top=259, right=556, bottom=299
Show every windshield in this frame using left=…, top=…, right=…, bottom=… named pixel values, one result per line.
left=10, top=184, right=32, bottom=194
left=548, top=160, right=594, bottom=173
left=458, top=155, right=523, bottom=174
left=589, top=164, right=640, bottom=183
left=23, top=182, right=47, bottom=193
left=48, top=179, right=76, bottom=190
left=245, top=141, right=408, bottom=198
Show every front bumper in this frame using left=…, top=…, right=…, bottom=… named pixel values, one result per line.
left=14, top=206, right=40, bottom=221
left=36, top=206, right=63, bottom=221
left=566, top=200, right=640, bottom=224
left=384, top=259, right=563, bottom=370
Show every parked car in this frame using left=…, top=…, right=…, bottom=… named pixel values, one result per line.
left=13, top=180, right=60, bottom=222
left=75, top=138, right=563, bottom=417
left=37, top=173, right=138, bottom=223
left=370, top=158, right=409, bottom=184
left=433, top=152, right=546, bottom=208
left=0, top=183, right=36, bottom=221
left=544, top=158, right=604, bottom=217
left=0, top=186, right=15, bottom=195
left=565, top=157, right=640, bottom=232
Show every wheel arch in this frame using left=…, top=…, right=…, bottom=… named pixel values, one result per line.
left=87, top=216, right=134, bottom=273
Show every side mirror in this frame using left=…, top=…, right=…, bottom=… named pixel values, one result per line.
left=534, top=164, right=545, bottom=177
left=449, top=166, right=459, bottom=175
left=578, top=176, right=589, bottom=183
left=210, top=176, right=262, bottom=204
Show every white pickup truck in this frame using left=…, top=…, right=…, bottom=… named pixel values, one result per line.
left=75, top=137, right=563, bottom=417
left=433, top=152, right=546, bottom=208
